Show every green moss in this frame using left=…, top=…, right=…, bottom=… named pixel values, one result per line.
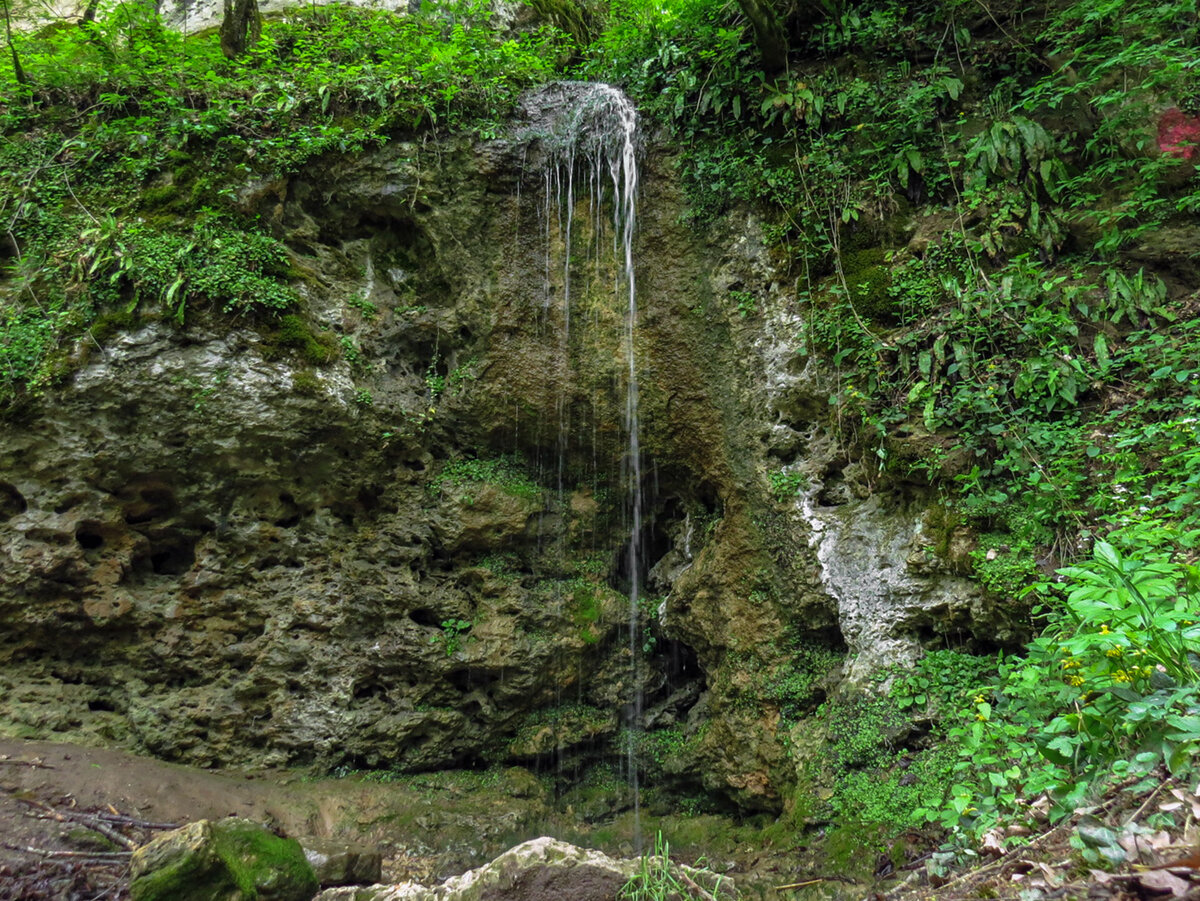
left=825, top=694, right=906, bottom=770
left=210, top=820, right=317, bottom=898
left=138, top=182, right=191, bottom=214
left=505, top=704, right=614, bottom=758
left=839, top=248, right=897, bottom=323
left=764, top=642, right=842, bottom=723
left=921, top=504, right=961, bottom=559
left=433, top=455, right=541, bottom=500
left=291, top=369, right=322, bottom=396
left=264, top=314, right=339, bottom=365
left=131, top=819, right=317, bottom=901
left=89, top=309, right=140, bottom=344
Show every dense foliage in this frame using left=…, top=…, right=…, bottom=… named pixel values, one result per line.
left=581, top=0, right=1200, bottom=856
left=0, top=0, right=566, bottom=402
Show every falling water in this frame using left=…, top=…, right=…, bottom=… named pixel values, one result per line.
left=526, top=83, right=643, bottom=843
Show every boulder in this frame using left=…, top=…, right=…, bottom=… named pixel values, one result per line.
left=130, top=817, right=318, bottom=901
left=304, top=840, right=384, bottom=887
left=316, top=837, right=635, bottom=901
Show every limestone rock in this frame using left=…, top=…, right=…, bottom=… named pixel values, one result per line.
left=130, top=817, right=318, bottom=901
left=316, top=837, right=635, bottom=901
left=304, top=841, right=384, bottom=887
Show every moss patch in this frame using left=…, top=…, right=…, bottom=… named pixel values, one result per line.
left=130, top=818, right=317, bottom=901
left=263, top=314, right=339, bottom=365
left=839, top=248, right=897, bottom=323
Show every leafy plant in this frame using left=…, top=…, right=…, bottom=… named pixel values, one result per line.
left=767, top=469, right=807, bottom=503
left=430, top=618, right=473, bottom=657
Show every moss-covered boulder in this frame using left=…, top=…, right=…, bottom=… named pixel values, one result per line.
left=130, top=817, right=318, bottom=901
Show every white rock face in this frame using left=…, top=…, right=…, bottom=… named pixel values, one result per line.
left=800, top=493, right=982, bottom=683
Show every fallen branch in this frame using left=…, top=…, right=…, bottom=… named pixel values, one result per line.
left=775, top=878, right=829, bottom=890
left=0, top=757, right=53, bottom=769
left=94, top=811, right=180, bottom=830
left=1, top=841, right=129, bottom=861
left=18, top=798, right=139, bottom=850
left=677, top=868, right=718, bottom=901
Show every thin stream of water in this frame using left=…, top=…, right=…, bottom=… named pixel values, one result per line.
left=533, top=83, right=643, bottom=845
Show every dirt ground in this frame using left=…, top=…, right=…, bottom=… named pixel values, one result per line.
left=0, top=738, right=504, bottom=899
left=0, top=738, right=332, bottom=899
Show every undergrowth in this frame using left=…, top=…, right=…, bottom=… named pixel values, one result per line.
left=0, top=0, right=567, bottom=406
left=581, top=0, right=1200, bottom=855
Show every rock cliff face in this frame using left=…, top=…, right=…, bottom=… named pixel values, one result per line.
left=0, top=84, right=997, bottom=812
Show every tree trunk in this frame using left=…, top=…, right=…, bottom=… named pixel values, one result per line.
left=737, top=0, right=788, bottom=74
left=219, top=0, right=261, bottom=58
left=2, top=0, right=27, bottom=86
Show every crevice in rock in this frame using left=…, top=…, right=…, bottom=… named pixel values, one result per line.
left=408, top=608, right=441, bottom=628
left=0, top=481, right=27, bottom=518
left=75, top=524, right=106, bottom=551
left=149, top=535, right=197, bottom=575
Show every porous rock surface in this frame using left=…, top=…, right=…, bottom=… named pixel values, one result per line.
left=316, top=837, right=636, bottom=901
left=0, top=85, right=1000, bottom=812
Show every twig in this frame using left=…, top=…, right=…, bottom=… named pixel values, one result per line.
left=677, top=868, right=718, bottom=901
left=776, top=878, right=829, bottom=890
left=1, top=841, right=129, bottom=861
left=0, top=757, right=53, bottom=769
left=1125, top=775, right=1178, bottom=826
left=94, top=811, right=181, bottom=830
left=17, top=798, right=140, bottom=851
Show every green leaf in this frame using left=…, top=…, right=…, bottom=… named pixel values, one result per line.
left=1094, top=332, right=1110, bottom=371
left=1167, top=740, right=1196, bottom=775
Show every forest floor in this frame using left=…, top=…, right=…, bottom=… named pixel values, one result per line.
left=883, top=776, right=1200, bottom=901
left=0, top=739, right=456, bottom=900
left=2, top=738, right=1199, bottom=901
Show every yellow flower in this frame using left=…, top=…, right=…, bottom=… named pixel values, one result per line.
left=973, top=695, right=985, bottom=704
left=1106, top=647, right=1122, bottom=658
left=1099, top=624, right=1111, bottom=635
left=1067, top=675, right=1084, bottom=687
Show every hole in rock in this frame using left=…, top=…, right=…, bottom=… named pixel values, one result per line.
left=353, top=681, right=388, bottom=701
left=150, top=538, right=196, bottom=575
left=1, top=482, right=27, bottom=518
left=409, top=608, right=441, bottom=628
left=273, top=494, right=304, bottom=527
left=75, top=528, right=105, bottom=550
left=446, top=668, right=497, bottom=694
left=87, top=699, right=116, bottom=712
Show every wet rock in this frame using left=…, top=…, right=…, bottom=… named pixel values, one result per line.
left=130, top=817, right=317, bottom=901
left=316, top=837, right=634, bottom=901
left=304, top=840, right=383, bottom=887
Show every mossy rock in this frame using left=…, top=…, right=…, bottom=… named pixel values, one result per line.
left=839, top=248, right=899, bottom=323
left=130, top=817, right=318, bottom=901
left=262, top=314, right=339, bottom=365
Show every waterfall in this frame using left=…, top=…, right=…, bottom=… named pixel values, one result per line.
left=523, top=82, right=643, bottom=842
